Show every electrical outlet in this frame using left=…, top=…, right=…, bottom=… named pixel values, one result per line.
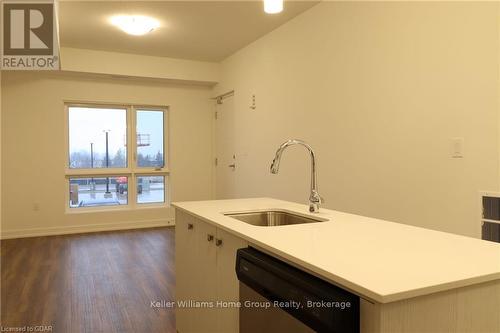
left=451, top=137, right=464, bottom=158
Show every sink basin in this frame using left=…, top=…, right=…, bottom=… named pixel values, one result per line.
left=224, top=210, right=328, bottom=226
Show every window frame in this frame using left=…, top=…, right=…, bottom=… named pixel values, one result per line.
left=64, top=102, right=170, bottom=213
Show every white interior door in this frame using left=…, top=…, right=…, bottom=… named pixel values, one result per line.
left=215, top=95, right=236, bottom=199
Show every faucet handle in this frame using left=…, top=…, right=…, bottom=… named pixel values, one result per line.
left=310, top=190, right=322, bottom=203
left=309, top=191, right=323, bottom=213
left=309, top=203, right=320, bottom=213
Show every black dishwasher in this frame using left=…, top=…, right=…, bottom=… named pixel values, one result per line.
left=236, top=247, right=359, bottom=333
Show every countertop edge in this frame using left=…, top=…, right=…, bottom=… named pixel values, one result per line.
left=172, top=201, right=500, bottom=304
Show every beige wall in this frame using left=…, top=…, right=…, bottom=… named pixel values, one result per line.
left=214, top=1, right=500, bottom=237
left=60, top=47, right=221, bottom=85
left=1, top=71, right=214, bottom=238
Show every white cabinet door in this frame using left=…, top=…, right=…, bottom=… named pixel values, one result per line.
left=216, top=228, right=248, bottom=333
left=176, top=212, right=247, bottom=333
left=175, top=211, right=199, bottom=333
left=193, top=219, right=217, bottom=333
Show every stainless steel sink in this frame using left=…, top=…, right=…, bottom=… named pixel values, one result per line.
left=224, top=210, right=328, bottom=227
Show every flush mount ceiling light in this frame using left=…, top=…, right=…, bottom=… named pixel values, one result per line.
left=264, top=0, right=284, bottom=14
left=110, top=15, right=160, bottom=36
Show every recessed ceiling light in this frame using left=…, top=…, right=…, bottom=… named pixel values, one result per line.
left=110, top=15, right=160, bottom=36
left=264, top=0, right=283, bottom=14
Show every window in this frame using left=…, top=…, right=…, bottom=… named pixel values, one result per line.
left=137, top=176, right=165, bottom=204
left=65, top=104, right=168, bottom=210
left=136, top=110, right=164, bottom=168
left=68, top=107, right=127, bottom=169
left=69, top=177, right=128, bottom=208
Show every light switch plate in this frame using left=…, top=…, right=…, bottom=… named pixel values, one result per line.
left=451, top=137, right=464, bottom=158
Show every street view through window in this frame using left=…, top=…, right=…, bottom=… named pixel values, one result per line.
left=68, top=106, right=166, bottom=208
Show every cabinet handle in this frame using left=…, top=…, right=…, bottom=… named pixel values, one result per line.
left=215, top=239, right=223, bottom=247
left=187, top=223, right=194, bottom=230
left=207, top=234, right=214, bottom=242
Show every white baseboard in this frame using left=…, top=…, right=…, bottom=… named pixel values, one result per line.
left=0, top=218, right=175, bottom=240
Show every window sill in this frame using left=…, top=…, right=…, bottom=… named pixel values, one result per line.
left=65, top=203, right=171, bottom=215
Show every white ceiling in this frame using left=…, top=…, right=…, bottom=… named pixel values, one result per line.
left=59, top=1, right=319, bottom=62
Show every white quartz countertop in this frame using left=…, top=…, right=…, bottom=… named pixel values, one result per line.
left=172, top=198, right=500, bottom=303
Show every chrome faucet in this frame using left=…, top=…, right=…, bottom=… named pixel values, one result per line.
left=270, top=139, right=323, bottom=213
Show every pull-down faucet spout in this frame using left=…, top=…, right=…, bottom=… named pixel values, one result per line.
left=270, top=139, right=323, bottom=213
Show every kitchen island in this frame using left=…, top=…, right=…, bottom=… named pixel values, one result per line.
left=173, top=198, right=500, bottom=333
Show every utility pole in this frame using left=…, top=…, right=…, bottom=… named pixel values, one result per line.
left=103, top=130, right=111, bottom=197
left=90, top=142, right=95, bottom=190
left=90, top=143, right=94, bottom=168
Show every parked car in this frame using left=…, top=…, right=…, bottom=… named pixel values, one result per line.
left=115, top=176, right=142, bottom=194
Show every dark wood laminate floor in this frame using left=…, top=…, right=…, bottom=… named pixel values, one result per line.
left=1, top=227, right=176, bottom=333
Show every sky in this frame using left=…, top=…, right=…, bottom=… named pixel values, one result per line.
left=69, top=107, right=164, bottom=158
